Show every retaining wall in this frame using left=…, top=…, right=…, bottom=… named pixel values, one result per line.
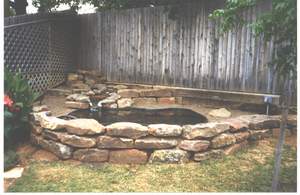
left=30, top=110, right=296, bottom=164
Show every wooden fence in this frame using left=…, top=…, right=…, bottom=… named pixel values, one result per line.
left=4, top=2, right=296, bottom=103
left=77, top=0, right=293, bottom=97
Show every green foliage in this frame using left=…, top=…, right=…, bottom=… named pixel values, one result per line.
left=32, top=0, right=84, bottom=12
left=32, top=0, right=183, bottom=12
left=210, top=0, right=257, bottom=33
left=93, top=0, right=128, bottom=11
left=4, top=68, right=39, bottom=150
left=4, top=68, right=39, bottom=119
left=210, top=0, right=296, bottom=80
left=32, top=0, right=128, bottom=12
left=4, top=150, right=19, bottom=171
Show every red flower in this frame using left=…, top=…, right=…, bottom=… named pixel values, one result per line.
left=4, top=95, right=13, bottom=108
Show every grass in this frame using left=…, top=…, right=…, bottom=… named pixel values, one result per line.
left=8, top=138, right=297, bottom=192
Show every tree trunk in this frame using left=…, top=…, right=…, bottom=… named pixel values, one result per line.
left=15, top=0, right=28, bottom=15
left=4, top=0, right=10, bottom=17
left=271, top=75, right=292, bottom=191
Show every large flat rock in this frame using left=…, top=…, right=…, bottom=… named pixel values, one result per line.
left=106, top=122, right=148, bottom=139
left=65, top=101, right=90, bottom=109
left=211, top=133, right=236, bottom=148
left=233, top=131, right=250, bottom=143
left=182, top=123, right=231, bottom=139
left=4, top=167, right=24, bottom=179
left=35, top=112, right=66, bottom=130
left=66, top=94, right=90, bottom=103
left=109, top=149, right=148, bottom=164
left=179, top=140, right=210, bottom=152
left=39, top=139, right=73, bottom=159
left=118, top=89, right=140, bottom=98
left=65, top=119, right=106, bottom=135
left=148, top=124, right=182, bottom=137
left=59, top=134, right=96, bottom=148
left=139, top=89, right=172, bottom=97
left=135, top=138, right=178, bottom=149
left=149, top=149, right=190, bottom=163
left=237, top=115, right=280, bottom=130
left=97, top=136, right=134, bottom=149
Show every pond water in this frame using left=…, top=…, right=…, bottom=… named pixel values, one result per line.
left=66, top=107, right=208, bottom=126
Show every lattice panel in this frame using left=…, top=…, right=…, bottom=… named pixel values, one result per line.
left=4, top=23, right=50, bottom=94
left=4, top=16, right=77, bottom=95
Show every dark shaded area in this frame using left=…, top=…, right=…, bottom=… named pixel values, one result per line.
left=66, top=107, right=208, bottom=126
left=238, top=103, right=281, bottom=115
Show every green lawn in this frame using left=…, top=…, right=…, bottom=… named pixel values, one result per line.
left=8, top=139, right=297, bottom=192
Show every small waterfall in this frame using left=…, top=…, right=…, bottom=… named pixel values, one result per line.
left=89, top=101, right=102, bottom=118
left=89, top=100, right=99, bottom=112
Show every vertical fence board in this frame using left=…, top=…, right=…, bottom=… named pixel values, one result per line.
left=74, top=1, right=296, bottom=103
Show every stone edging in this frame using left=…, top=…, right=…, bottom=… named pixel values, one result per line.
left=30, top=110, right=296, bottom=164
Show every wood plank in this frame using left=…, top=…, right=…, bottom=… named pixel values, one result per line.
left=73, top=1, right=289, bottom=98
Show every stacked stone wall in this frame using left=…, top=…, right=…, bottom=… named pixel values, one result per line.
left=30, top=111, right=296, bottom=164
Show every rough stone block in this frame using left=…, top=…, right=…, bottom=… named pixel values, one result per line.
left=109, top=149, right=148, bottom=164
left=39, top=139, right=73, bottom=159
left=233, top=131, right=250, bottom=143
left=32, top=149, right=59, bottom=162
left=238, top=115, right=280, bottom=130
left=42, top=130, right=64, bottom=141
left=224, top=140, right=249, bottom=155
left=72, top=88, right=90, bottom=93
left=32, top=105, right=49, bottom=113
left=97, top=136, right=134, bottom=149
left=175, top=97, right=183, bottom=104
left=112, top=85, right=128, bottom=90
left=287, top=115, right=297, bottom=127
left=37, top=113, right=67, bottom=130
left=194, top=149, right=224, bottom=162
left=65, top=101, right=90, bottom=109
left=98, top=93, right=120, bottom=106
left=148, top=124, right=182, bottom=137
left=30, top=133, right=43, bottom=146
left=118, top=89, right=140, bottom=98
left=135, top=138, right=178, bottom=149
left=117, top=98, right=134, bottom=108
left=92, top=84, right=107, bottom=91
left=179, top=140, right=210, bottom=152
left=73, top=149, right=109, bottom=162
left=211, top=133, right=236, bottom=148
left=85, top=78, right=96, bottom=86
left=133, top=98, right=157, bottom=105
left=224, top=118, right=249, bottom=132
left=66, top=94, right=90, bottom=103
left=64, top=119, right=106, bottom=135
left=30, top=122, right=43, bottom=135
left=149, top=149, right=190, bottom=163
left=209, top=108, right=231, bottom=118
left=248, top=129, right=271, bottom=141
left=139, top=89, right=172, bottom=97
left=157, top=97, right=176, bottom=104
left=182, top=123, right=231, bottom=139
left=59, top=134, right=96, bottom=148
left=106, top=122, right=148, bottom=139
left=67, top=73, right=82, bottom=81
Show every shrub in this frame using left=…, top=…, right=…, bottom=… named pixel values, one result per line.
left=4, top=68, right=38, bottom=151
